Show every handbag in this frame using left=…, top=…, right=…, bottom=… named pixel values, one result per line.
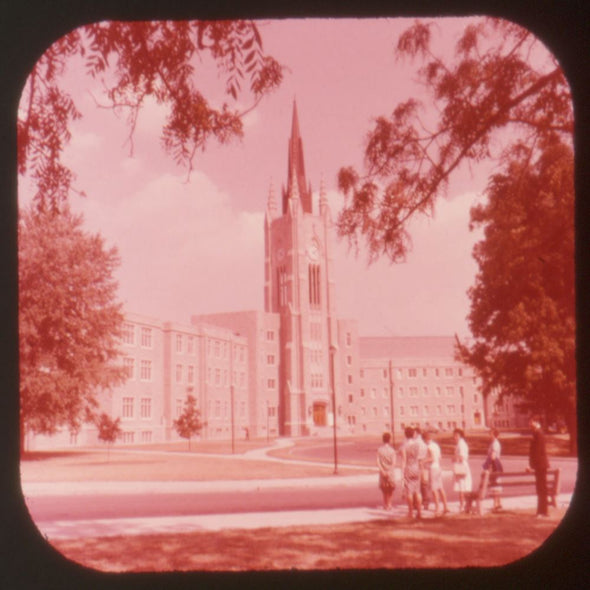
left=453, top=463, right=467, bottom=477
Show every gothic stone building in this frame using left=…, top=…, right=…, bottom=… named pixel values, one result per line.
left=27, top=103, right=492, bottom=450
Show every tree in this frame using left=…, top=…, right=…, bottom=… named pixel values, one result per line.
left=18, top=204, right=126, bottom=454
left=337, top=18, right=572, bottom=262
left=18, top=20, right=283, bottom=210
left=457, top=139, right=576, bottom=452
left=96, top=412, right=122, bottom=459
left=336, top=18, right=575, bottom=450
left=173, top=394, right=204, bottom=451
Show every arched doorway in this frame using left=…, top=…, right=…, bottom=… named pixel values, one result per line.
left=313, top=402, right=327, bottom=426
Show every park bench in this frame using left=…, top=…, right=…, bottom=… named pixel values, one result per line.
left=464, top=468, right=561, bottom=515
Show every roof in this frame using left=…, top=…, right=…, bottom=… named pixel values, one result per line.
left=358, top=336, right=459, bottom=361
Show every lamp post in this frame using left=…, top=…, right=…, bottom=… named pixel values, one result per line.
left=329, top=343, right=338, bottom=475
left=229, top=335, right=235, bottom=454
left=388, top=360, right=395, bottom=441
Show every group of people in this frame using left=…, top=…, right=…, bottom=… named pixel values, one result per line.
left=376, top=426, right=504, bottom=518
left=377, top=418, right=551, bottom=518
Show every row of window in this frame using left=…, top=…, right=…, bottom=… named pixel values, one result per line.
left=123, top=358, right=153, bottom=381
left=122, top=324, right=154, bottom=348
left=122, top=397, right=152, bottom=419
left=120, top=431, right=153, bottom=444
left=356, top=386, right=474, bottom=399
left=360, top=366, right=465, bottom=380
left=206, top=367, right=247, bottom=387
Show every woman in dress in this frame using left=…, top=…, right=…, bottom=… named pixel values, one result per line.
left=401, top=426, right=423, bottom=519
left=376, top=432, right=396, bottom=510
left=452, top=428, right=472, bottom=513
left=422, top=431, right=449, bottom=516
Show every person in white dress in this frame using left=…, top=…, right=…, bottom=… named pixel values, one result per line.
left=452, top=428, right=472, bottom=512
left=422, top=431, right=449, bottom=516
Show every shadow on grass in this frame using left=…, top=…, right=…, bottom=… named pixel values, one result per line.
left=21, top=451, right=89, bottom=462
left=51, top=509, right=564, bottom=572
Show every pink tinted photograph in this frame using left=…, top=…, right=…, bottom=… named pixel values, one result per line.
left=18, top=17, right=576, bottom=572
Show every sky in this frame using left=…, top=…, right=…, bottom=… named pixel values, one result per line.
left=19, top=16, right=550, bottom=338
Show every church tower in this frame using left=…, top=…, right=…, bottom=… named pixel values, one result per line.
left=264, top=101, right=337, bottom=436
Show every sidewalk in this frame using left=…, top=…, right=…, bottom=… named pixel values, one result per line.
left=34, top=493, right=573, bottom=541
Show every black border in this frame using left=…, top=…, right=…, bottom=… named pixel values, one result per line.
left=1, top=1, right=588, bottom=589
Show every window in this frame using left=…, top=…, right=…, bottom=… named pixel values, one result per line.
left=383, top=388, right=388, bottom=399
left=397, top=368, right=403, bottom=379
left=384, top=406, right=389, bottom=417
left=437, top=405, right=442, bottom=415
left=176, top=334, right=182, bottom=353
left=122, top=432, right=134, bottom=443
left=308, top=263, right=321, bottom=306
left=423, top=386, right=428, bottom=396
left=399, top=387, right=404, bottom=396
left=423, top=405, right=429, bottom=415
left=187, top=336, right=194, bottom=354
left=215, top=368, right=221, bottom=385
left=383, top=368, right=388, bottom=379
left=278, top=266, right=288, bottom=307
left=267, top=378, right=276, bottom=389
left=122, top=323, right=135, bottom=345
left=223, top=342, right=228, bottom=359
left=372, top=407, right=378, bottom=417
left=370, top=388, right=376, bottom=399
left=360, top=368, right=364, bottom=378
left=410, top=386, right=418, bottom=397
left=214, top=340, right=220, bottom=357
left=360, top=388, right=365, bottom=397
left=267, top=354, right=275, bottom=365
left=348, top=393, right=354, bottom=403
left=347, top=374, right=353, bottom=385
left=223, top=370, right=228, bottom=386
left=176, top=399, right=183, bottom=417
left=175, top=364, right=182, bottom=383
left=207, top=367, right=212, bottom=384
left=473, top=393, right=479, bottom=404
left=436, top=387, right=441, bottom=396
left=140, top=398, right=151, bottom=419
left=445, top=367, right=454, bottom=377
left=140, top=360, right=152, bottom=381
left=123, top=357, right=134, bottom=379
left=423, top=368, right=428, bottom=377
left=240, top=347, right=245, bottom=362
left=435, top=368, right=440, bottom=377
left=122, top=397, right=134, bottom=419
left=446, top=386, right=454, bottom=396
left=188, top=365, right=194, bottom=384
left=447, top=404, right=456, bottom=414
left=410, top=405, right=419, bottom=416
left=458, top=367, right=463, bottom=376
left=266, top=330, right=275, bottom=341
left=346, top=332, right=352, bottom=346
left=408, top=368, right=417, bottom=378
left=347, top=355, right=352, bottom=366
left=141, top=431, right=152, bottom=443
left=215, top=400, right=221, bottom=417
left=140, top=327, right=152, bottom=348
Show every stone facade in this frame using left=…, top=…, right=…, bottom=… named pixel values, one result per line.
left=27, top=102, right=496, bottom=451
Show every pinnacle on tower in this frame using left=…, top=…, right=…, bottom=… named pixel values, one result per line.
left=267, top=179, right=277, bottom=218
left=284, top=100, right=312, bottom=214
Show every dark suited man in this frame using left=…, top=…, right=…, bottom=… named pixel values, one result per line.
left=527, top=417, right=550, bottom=517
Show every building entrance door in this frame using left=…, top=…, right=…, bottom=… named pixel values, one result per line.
left=313, top=402, right=327, bottom=426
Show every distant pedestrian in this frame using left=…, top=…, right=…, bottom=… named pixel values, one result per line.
left=401, top=426, right=422, bottom=519
left=422, top=431, right=449, bottom=516
left=527, top=417, right=550, bottom=517
left=482, top=428, right=503, bottom=512
left=452, top=428, right=472, bottom=513
left=376, top=432, right=396, bottom=510
left=415, top=428, right=430, bottom=511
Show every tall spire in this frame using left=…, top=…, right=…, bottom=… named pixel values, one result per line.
left=266, top=178, right=277, bottom=219
left=284, top=99, right=312, bottom=214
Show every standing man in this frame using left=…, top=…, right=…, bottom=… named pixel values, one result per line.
left=527, top=416, right=550, bottom=518
left=401, top=426, right=422, bottom=519
left=377, top=432, right=396, bottom=511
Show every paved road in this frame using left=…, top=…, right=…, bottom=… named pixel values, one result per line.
left=25, top=457, right=577, bottom=522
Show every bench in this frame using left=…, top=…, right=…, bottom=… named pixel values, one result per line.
left=464, top=468, right=561, bottom=515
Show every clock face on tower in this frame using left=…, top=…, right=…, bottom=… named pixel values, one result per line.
left=307, top=241, right=320, bottom=261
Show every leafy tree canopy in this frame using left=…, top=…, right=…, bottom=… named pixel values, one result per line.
left=18, top=20, right=283, bottom=210
left=18, top=205, right=126, bottom=451
left=457, top=138, right=575, bottom=446
left=96, top=412, right=122, bottom=445
left=336, top=18, right=572, bottom=263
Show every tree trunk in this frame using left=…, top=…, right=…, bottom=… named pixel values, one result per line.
left=566, top=406, right=577, bottom=456
left=19, top=415, right=26, bottom=458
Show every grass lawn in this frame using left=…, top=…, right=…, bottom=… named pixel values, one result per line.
left=50, top=508, right=566, bottom=572
left=20, top=444, right=372, bottom=483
